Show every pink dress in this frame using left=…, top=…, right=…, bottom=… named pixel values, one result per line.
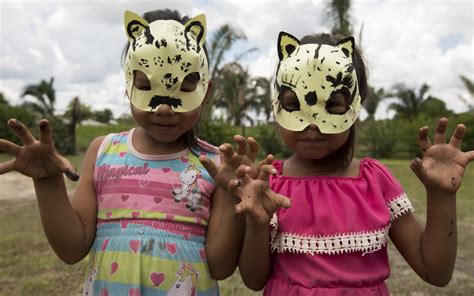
left=265, top=158, right=414, bottom=296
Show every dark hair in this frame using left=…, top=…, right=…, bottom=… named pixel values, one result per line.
left=285, top=33, right=368, bottom=169
left=121, top=9, right=209, bottom=153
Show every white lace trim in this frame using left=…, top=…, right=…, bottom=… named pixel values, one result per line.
left=387, top=193, right=414, bottom=222
left=268, top=193, right=414, bottom=256
left=270, top=214, right=390, bottom=256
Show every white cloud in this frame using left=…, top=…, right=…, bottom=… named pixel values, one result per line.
left=1, top=0, right=472, bottom=120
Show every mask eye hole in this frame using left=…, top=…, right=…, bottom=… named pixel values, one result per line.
left=326, top=88, right=350, bottom=114
left=180, top=72, right=200, bottom=92
left=133, top=70, right=151, bottom=91
left=279, top=87, right=300, bottom=112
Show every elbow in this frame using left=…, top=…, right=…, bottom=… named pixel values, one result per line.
left=428, top=276, right=452, bottom=288
left=60, top=256, right=83, bottom=265
left=56, top=250, right=87, bottom=265
left=208, top=264, right=237, bottom=280
left=243, top=280, right=265, bottom=291
left=241, top=276, right=266, bottom=291
left=240, top=269, right=267, bottom=291
left=423, top=271, right=453, bottom=287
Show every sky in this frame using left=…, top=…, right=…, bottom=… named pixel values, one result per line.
left=0, top=0, right=473, bottom=121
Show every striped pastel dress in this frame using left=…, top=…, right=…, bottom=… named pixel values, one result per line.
left=82, top=128, right=220, bottom=296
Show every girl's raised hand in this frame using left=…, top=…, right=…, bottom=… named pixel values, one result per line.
left=0, top=119, right=79, bottom=181
left=199, top=135, right=261, bottom=190
left=228, top=156, right=291, bottom=225
left=411, top=117, right=474, bottom=193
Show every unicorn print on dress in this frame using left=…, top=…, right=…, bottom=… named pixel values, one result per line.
left=167, top=262, right=200, bottom=296
left=81, top=265, right=98, bottom=296
left=172, top=164, right=202, bottom=212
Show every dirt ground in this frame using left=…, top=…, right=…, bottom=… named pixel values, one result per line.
left=0, top=171, right=76, bottom=200
left=1, top=172, right=472, bottom=295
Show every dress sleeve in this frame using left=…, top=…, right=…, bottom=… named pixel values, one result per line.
left=195, top=138, right=221, bottom=167
left=365, top=159, right=415, bottom=222
left=96, top=133, right=116, bottom=160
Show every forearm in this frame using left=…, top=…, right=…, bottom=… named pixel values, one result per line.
left=238, top=220, right=271, bottom=291
left=206, top=192, right=246, bottom=279
left=33, top=174, right=90, bottom=264
left=421, top=189, right=457, bottom=286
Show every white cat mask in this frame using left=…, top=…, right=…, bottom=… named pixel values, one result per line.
left=273, top=32, right=362, bottom=133
left=123, top=11, right=209, bottom=112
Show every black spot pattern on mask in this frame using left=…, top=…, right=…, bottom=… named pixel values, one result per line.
left=341, top=48, right=350, bottom=57
left=144, top=27, right=154, bottom=45
left=148, top=96, right=183, bottom=110
left=181, top=62, right=192, bottom=73
left=154, top=38, right=168, bottom=49
left=138, top=58, right=149, bottom=68
left=350, top=84, right=357, bottom=106
left=314, top=44, right=322, bottom=59
left=184, top=21, right=204, bottom=53
left=346, top=64, right=354, bottom=73
left=304, top=91, right=317, bottom=106
left=161, top=73, right=179, bottom=90
left=285, top=44, right=296, bottom=56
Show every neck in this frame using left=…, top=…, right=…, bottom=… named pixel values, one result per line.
left=286, top=153, right=350, bottom=176
left=133, top=127, right=188, bottom=155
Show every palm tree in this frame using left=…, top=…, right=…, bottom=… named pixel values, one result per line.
left=203, top=24, right=258, bottom=125
left=388, top=83, right=431, bottom=119
left=326, top=0, right=353, bottom=36
left=0, top=92, right=8, bottom=106
left=364, top=87, right=389, bottom=121
left=213, top=62, right=271, bottom=127
left=458, top=75, right=474, bottom=112
left=21, top=77, right=56, bottom=117
left=208, top=25, right=252, bottom=81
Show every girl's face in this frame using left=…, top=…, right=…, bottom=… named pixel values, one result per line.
left=130, top=71, right=207, bottom=144
left=278, top=87, right=350, bottom=159
left=278, top=124, right=350, bottom=160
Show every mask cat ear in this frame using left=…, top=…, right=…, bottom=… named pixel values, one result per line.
left=124, top=10, right=149, bottom=42
left=336, top=36, right=355, bottom=58
left=277, top=31, right=300, bottom=61
left=184, top=14, right=207, bottom=52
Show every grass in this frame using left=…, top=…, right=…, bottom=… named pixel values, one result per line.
left=0, top=157, right=472, bottom=295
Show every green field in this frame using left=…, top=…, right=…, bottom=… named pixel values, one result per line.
left=0, top=155, right=472, bottom=295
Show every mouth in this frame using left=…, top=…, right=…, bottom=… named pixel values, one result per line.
left=300, top=138, right=325, bottom=143
left=153, top=123, right=178, bottom=128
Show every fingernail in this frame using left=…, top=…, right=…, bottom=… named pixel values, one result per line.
left=65, top=168, right=80, bottom=181
left=271, top=169, right=277, bottom=174
left=39, top=122, right=47, bottom=130
left=8, top=119, right=16, bottom=128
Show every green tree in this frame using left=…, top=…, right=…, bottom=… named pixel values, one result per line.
left=208, top=25, right=255, bottom=81
left=458, top=75, right=474, bottom=112
left=0, top=92, right=8, bottom=106
left=326, top=0, right=353, bottom=36
left=421, top=97, right=453, bottom=118
left=212, top=62, right=271, bottom=128
left=21, top=78, right=77, bottom=155
left=203, top=24, right=258, bottom=125
left=388, top=83, right=432, bottom=119
left=0, top=93, right=36, bottom=146
left=364, top=87, right=389, bottom=121
left=63, top=97, right=92, bottom=125
left=21, top=77, right=56, bottom=117
left=93, top=109, right=114, bottom=124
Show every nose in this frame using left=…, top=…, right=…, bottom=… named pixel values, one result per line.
left=308, top=124, right=319, bottom=131
left=154, top=104, right=175, bottom=115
